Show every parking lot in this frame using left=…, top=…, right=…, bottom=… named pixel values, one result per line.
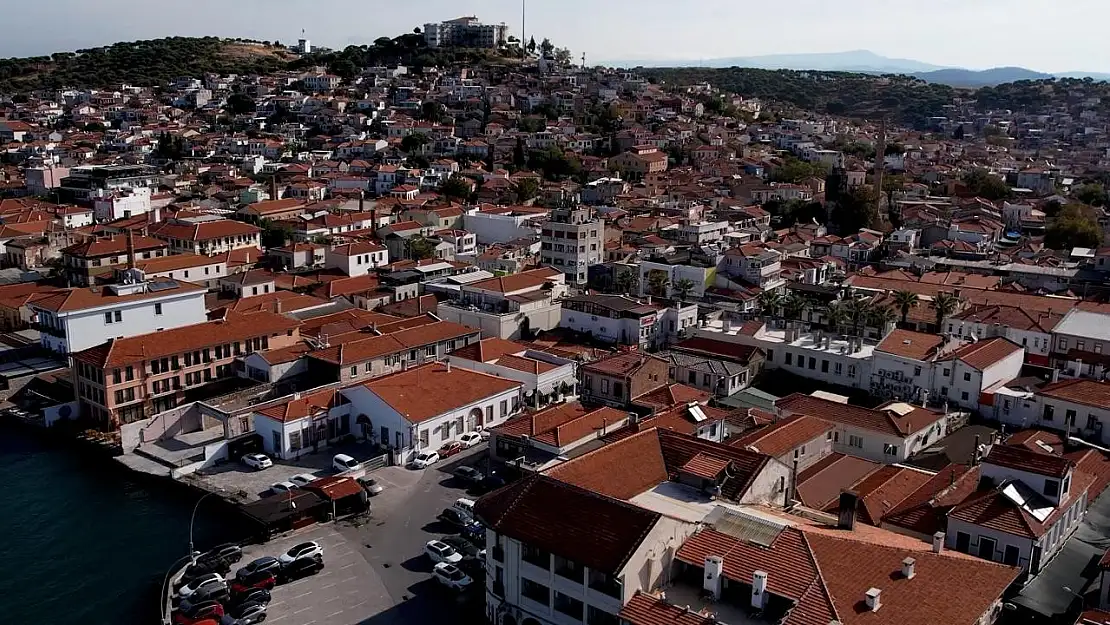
left=241, top=525, right=390, bottom=625
left=196, top=441, right=386, bottom=501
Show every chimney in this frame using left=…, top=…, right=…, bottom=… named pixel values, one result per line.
left=274, top=299, right=283, bottom=314
left=445, top=360, right=451, bottom=373
left=751, top=570, right=768, bottom=609
left=270, top=176, right=279, bottom=200
left=865, top=588, right=882, bottom=612
left=972, top=434, right=980, bottom=465
left=932, top=531, right=945, bottom=554
left=703, top=556, right=724, bottom=600
left=126, top=229, right=137, bottom=270
left=901, top=557, right=916, bottom=580
left=837, top=490, right=858, bottom=530
left=359, top=190, right=365, bottom=212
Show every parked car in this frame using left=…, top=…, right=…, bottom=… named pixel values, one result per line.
left=288, top=473, right=317, bottom=488
left=178, top=600, right=224, bottom=621
left=438, top=441, right=464, bottom=458
left=357, top=476, right=384, bottom=495
left=174, top=600, right=224, bottom=625
left=198, top=544, right=243, bottom=566
left=236, top=557, right=281, bottom=580
left=277, top=555, right=324, bottom=583
left=186, top=580, right=230, bottom=605
left=229, top=569, right=276, bottom=594
left=458, top=432, right=483, bottom=448
left=332, top=453, right=360, bottom=472
left=180, top=560, right=228, bottom=584
left=279, top=541, right=324, bottom=565
left=460, top=521, right=486, bottom=545
left=424, top=539, right=463, bottom=564
left=241, top=453, right=272, bottom=471
left=230, top=588, right=271, bottom=607
left=479, top=429, right=491, bottom=442
left=269, top=481, right=297, bottom=495
left=433, top=562, right=474, bottom=590
left=453, top=466, right=483, bottom=484
left=437, top=508, right=471, bottom=528
left=232, top=603, right=267, bottom=625
left=440, top=535, right=485, bottom=561
left=228, top=600, right=267, bottom=620
left=476, top=474, right=507, bottom=494
left=410, top=451, right=440, bottom=469
left=178, top=573, right=224, bottom=598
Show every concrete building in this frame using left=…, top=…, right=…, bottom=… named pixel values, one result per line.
left=423, top=16, right=508, bottom=49
left=437, top=268, right=567, bottom=340
left=539, top=207, right=603, bottom=286
left=560, top=294, right=696, bottom=350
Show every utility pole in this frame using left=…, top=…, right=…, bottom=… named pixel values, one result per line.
left=521, top=0, right=526, bottom=60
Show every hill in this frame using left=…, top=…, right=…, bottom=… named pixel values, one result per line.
left=910, top=66, right=1053, bottom=87
left=0, top=37, right=294, bottom=92
left=615, top=50, right=945, bottom=74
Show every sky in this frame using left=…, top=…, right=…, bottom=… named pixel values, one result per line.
left=1, top=0, right=1106, bottom=73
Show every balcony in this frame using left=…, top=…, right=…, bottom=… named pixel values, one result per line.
left=587, top=570, right=621, bottom=599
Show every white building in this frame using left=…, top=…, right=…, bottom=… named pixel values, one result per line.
left=437, top=268, right=567, bottom=340
left=560, top=294, right=697, bottom=349
left=324, top=242, right=389, bottom=277
left=539, top=207, right=604, bottom=286
left=29, top=273, right=209, bottom=354
left=92, top=186, right=152, bottom=221
left=446, top=337, right=578, bottom=407
left=423, top=16, right=508, bottom=49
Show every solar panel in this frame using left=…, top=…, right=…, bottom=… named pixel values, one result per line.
left=688, top=404, right=708, bottom=423
left=147, top=280, right=179, bottom=292
left=1001, top=480, right=1054, bottom=522
left=705, top=507, right=786, bottom=547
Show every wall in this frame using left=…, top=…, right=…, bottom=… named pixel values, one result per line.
left=465, top=212, right=539, bottom=245
left=55, top=289, right=208, bottom=353
left=738, top=459, right=792, bottom=505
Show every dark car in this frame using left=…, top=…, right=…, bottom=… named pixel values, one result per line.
left=180, top=560, right=229, bottom=585
left=453, top=466, right=483, bottom=484
left=460, top=521, right=486, bottom=545
left=178, top=600, right=224, bottom=620
left=228, top=600, right=266, bottom=620
left=230, top=569, right=276, bottom=593
left=236, top=556, right=281, bottom=580
left=480, top=474, right=506, bottom=492
left=187, top=581, right=230, bottom=605
left=437, top=508, right=470, bottom=528
left=440, top=535, right=483, bottom=560
left=199, top=544, right=243, bottom=566
left=230, top=587, right=271, bottom=607
left=278, top=555, right=324, bottom=583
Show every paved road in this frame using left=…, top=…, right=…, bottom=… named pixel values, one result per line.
left=335, top=447, right=489, bottom=625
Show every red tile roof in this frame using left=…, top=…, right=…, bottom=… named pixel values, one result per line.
left=984, top=444, right=1074, bottom=478
left=255, top=387, right=345, bottom=423
left=731, top=415, right=832, bottom=458
left=1038, top=378, right=1110, bottom=410
left=360, top=363, right=520, bottom=423
left=473, top=474, right=660, bottom=574
left=939, top=337, right=1023, bottom=370
left=777, top=394, right=944, bottom=437
left=875, top=329, right=945, bottom=361
left=881, top=464, right=980, bottom=537
left=796, top=453, right=882, bottom=509
left=620, top=592, right=717, bottom=625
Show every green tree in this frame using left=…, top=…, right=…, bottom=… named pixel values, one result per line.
left=830, top=186, right=878, bottom=233
left=673, top=278, right=697, bottom=302
left=420, top=101, right=445, bottom=124
left=1075, top=183, right=1108, bottom=207
left=513, top=138, right=527, bottom=169
left=757, top=290, right=782, bottom=317
left=439, top=175, right=472, bottom=201
left=963, top=168, right=1012, bottom=201
left=646, top=270, right=670, bottom=297
left=843, top=298, right=872, bottom=337
left=1046, top=204, right=1103, bottom=250
left=540, top=38, right=554, bottom=56
left=868, top=305, right=898, bottom=332
left=512, top=178, right=541, bottom=203
left=400, top=133, right=429, bottom=153
left=614, top=269, right=640, bottom=296
left=407, top=235, right=437, bottom=260
left=526, top=37, right=537, bottom=54
left=893, top=290, right=920, bottom=327
left=769, top=157, right=825, bottom=184
left=781, top=292, right=808, bottom=321
left=929, top=292, right=961, bottom=330
left=226, top=92, right=256, bottom=115
left=330, top=58, right=358, bottom=80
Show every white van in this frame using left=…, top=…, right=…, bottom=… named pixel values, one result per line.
left=453, top=497, right=476, bottom=519
left=333, top=453, right=360, bottom=472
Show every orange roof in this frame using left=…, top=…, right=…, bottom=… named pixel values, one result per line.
left=361, top=363, right=521, bottom=423
left=135, top=253, right=225, bottom=273
left=449, top=337, right=525, bottom=363
left=28, top=280, right=206, bottom=314
left=875, top=329, right=945, bottom=361
left=731, top=414, right=833, bottom=458
left=256, top=387, right=344, bottom=423
left=63, top=234, right=166, bottom=257
left=939, top=337, right=1023, bottom=370
left=467, top=267, right=561, bottom=294
left=151, top=219, right=260, bottom=242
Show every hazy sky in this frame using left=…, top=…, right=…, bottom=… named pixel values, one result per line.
left=1, top=0, right=1105, bottom=72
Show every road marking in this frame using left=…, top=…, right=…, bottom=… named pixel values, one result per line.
left=293, top=605, right=314, bottom=615
left=326, top=610, right=345, bottom=619
left=319, top=582, right=337, bottom=590
left=340, top=562, right=357, bottom=570
left=287, top=590, right=314, bottom=601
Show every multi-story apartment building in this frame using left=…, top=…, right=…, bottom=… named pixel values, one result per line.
left=423, top=16, right=508, bottom=49
left=71, top=311, right=301, bottom=428
left=1048, top=305, right=1110, bottom=379
left=29, top=274, right=208, bottom=354
left=61, top=234, right=170, bottom=287
left=437, top=268, right=567, bottom=340
left=720, top=244, right=784, bottom=292
left=539, top=207, right=603, bottom=286
left=58, top=164, right=161, bottom=202
left=560, top=294, right=697, bottom=349
left=151, top=217, right=262, bottom=256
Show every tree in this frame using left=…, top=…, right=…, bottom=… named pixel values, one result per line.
left=1075, top=183, right=1108, bottom=207
left=554, top=48, right=573, bottom=67
left=513, top=137, right=527, bottom=169
left=929, top=292, right=961, bottom=330
left=868, top=305, right=898, bottom=332
left=527, top=37, right=537, bottom=54
left=1046, top=204, right=1103, bottom=250
left=647, top=270, right=670, bottom=297
left=330, top=58, right=358, bottom=80
left=757, top=290, right=782, bottom=317
left=963, top=168, right=1012, bottom=201
left=781, top=292, right=808, bottom=322
left=843, top=298, right=871, bottom=337
left=614, top=269, right=640, bottom=296
left=673, top=278, right=697, bottom=302
left=893, top=290, right=920, bottom=327
left=830, top=186, right=878, bottom=233
left=259, top=218, right=293, bottom=250
left=512, top=178, right=541, bottom=203
left=226, top=92, right=256, bottom=115
left=539, top=38, right=554, bottom=56
left=400, top=133, right=429, bottom=153
left=769, top=157, right=825, bottom=184
left=420, top=101, right=444, bottom=124
left=407, top=235, right=437, bottom=260
left=439, top=175, right=472, bottom=201
left=823, top=301, right=848, bottom=333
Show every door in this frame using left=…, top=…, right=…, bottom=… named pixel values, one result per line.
left=955, top=531, right=971, bottom=553
left=380, top=426, right=389, bottom=446
left=272, top=432, right=282, bottom=458
left=978, top=536, right=996, bottom=561
left=1003, top=545, right=1020, bottom=566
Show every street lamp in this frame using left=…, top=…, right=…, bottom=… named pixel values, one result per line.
left=188, top=489, right=225, bottom=561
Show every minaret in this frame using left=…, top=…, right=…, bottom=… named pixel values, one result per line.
left=873, top=117, right=887, bottom=218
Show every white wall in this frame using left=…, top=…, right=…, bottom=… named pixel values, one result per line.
left=465, top=212, right=540, bottom=245
left=37, top=289, right=208, bottom=353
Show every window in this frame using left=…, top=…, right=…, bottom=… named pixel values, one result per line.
left=942, top=367, right=951, bottom=377
left=883, top=443, right=899, bottom=456
left=1078, top=340, right=1086, bottom=352
left=114, top=311, right=122, bottom=323
left=913, top=366, right=922, bottom=376
left=808, top=357, right=816, bottom=370
left=485, top=405, right=494, bottom=423
left=588, top=569, right=622, bottom=598
left=554, top=592, right=584, bottom=621
left=125, top=366, right=134, bottom=382
left=601, top=379, right=610, bottom=393
left=1044, top=479, right=1060, bottom=497
left=688, top=370, right=697, bottom=384
left=522, top=544, right=550, bottom=569
left=961, top=391, right=969, bottom=401
left=978, top=536, right=997, bottom=561
left=847, top=365, right=856, bottom=378
left=154, top=303, right=163, bottom=315
left=587, top=606, right=619, bottom=625
left=350, top=366, right=358, bottom=377
left=1088, top=415, right=1100, bottom=430
left=425, top=345, right=436, bottom=357
left=1066, top=409, right=1077, bottom=425
left=848, top=435, right=864, bottom=448
left=834, top=362, right=843, bottom=375
left=112, top=369, right=121, bottom=384
left=613, top=382, right=624, bottom=398
left=419, top=429, right=429, bottom=448
left=785, top=353, right=793, bottom=366
left=702, top=373, right=711, bottom=387
left=821, top=360, right=829, bottom=373
left=1059, top=338, right=1068, bottom=351
left=955, top=531, right=971, bottom=553
left=554, top=554, right=584, bottom=582
left=963, top=372, right=971, bottom=382
left=104, top=312, right=113, bottom=324
left=1043, top=405, right=1055, bottom=421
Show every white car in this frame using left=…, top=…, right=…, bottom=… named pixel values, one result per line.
left=425, top=540, right=463, bottom=564
left=289, top=473, right=317, bottom=488
left=242, top=453, right=272, bottom=470
left=433, top=562, right=473, bottom=589
left=458, top=432, right=483, bottom=448
left=279, top=541, right=324, bottom=565
left=333, top=453, right=360, bottom=472
left=178, top=572, right=224, bottom=598
left=270, top=481, right=297, bottom=495
left=411, top=451, right=440, bottom=469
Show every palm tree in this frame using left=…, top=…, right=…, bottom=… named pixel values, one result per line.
left=892, top=290, right=920, bottom=327
left=757, top=290, right=782, bottom=318
left=843, top=298, right=872, bottom=337
left=823, top=301, right=848, bottom=333
left=868, top=305, right=898, bottom=334
left=929, top=292, right=962, bottom=331
left=781, top=292, right=808, bottom=322
left=673, top=278, right=696, bottom=302
left=614, top=270, right=638, bottom=296
left=647, top=270, right=670, bottom=298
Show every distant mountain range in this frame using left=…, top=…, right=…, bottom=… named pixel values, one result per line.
left=607, top=50, right=1110, bottom=87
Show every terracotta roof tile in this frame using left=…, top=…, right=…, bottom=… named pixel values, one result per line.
left=881, top=464, right=980, bottom=537
left=939, top=337, right=1023, bottom=370
left=777, top=394, right=944, bottom=437
left=731, top=415, right=833, bottom=458
left=1038, top=378, right=1110, bottom=410
left=796, top=453, right=882, bottom=509
left=875, top=329, right=945, bottom=361
left=360, top=363, right=520, bottom=423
